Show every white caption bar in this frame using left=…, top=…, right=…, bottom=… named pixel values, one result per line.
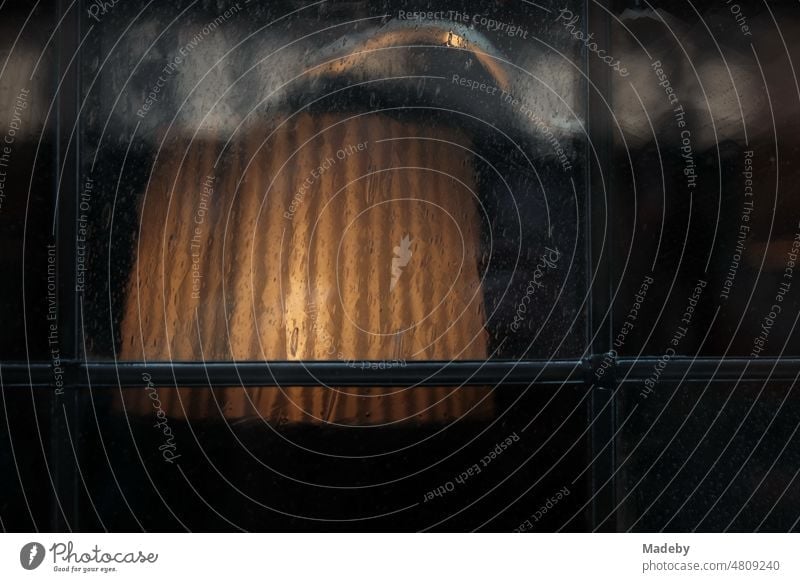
left=0, top=534, right=797, bottom=581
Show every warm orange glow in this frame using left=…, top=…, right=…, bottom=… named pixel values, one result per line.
left=119, top=114, right=493, bottom=424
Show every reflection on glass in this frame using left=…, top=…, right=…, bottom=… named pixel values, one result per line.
left=118, top=383, right=493, bottom=426
left=610, top=3, right=800, bottom=357
left=86, top=384, right=590, bottom=531
left=80, top=0, right=588, bottom=361
left=0, top=3, right=55, bottom=359
left=121, top=114, right=489, bottom=363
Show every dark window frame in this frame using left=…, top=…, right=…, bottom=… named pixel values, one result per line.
left=3, top=0, right=797, bottom=532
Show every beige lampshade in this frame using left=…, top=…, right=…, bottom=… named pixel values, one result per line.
left=118, top=113, right=493, bottom=425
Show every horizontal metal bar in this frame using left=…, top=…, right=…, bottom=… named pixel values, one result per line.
left=617, top=357, right=800, bottom=383
left=0, top=363, right=61, bottom=387
left=2, top=357, right=798, bottom=388
left=82, top=360, right=588, bottom=387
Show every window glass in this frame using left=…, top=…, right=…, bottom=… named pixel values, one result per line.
left=0, top=2, right=57, bottom=359
left=0, top=387, right=53, bottom=531
left=77, top=382, right=591, bottom=531
left=616, top=380, right=800, bottom=531
left=610, top=1, right=800, bottom=357
left=78, top=0, right=589, bottom=361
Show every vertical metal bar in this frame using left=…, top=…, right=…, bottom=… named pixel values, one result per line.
left=585, top=0, right=617, bottom=532
left=52, top=0, right=81, bottom=532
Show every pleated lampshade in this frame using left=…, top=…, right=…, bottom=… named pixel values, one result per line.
left=119, top=113, right=493, bottom=425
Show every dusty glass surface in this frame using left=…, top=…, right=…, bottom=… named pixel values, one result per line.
left=77, top=0, right=589, bottom=361
left=4, top=0, right=800, bottom=536
left=609, top=1, right=800, bottom=357
left=0, top=386, right=53, bottom=530
left=0, top=2, right=57, bottom=360
left=616, top=381, right=800, bottom=532
left=77, top=382, right=591, bottom=531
